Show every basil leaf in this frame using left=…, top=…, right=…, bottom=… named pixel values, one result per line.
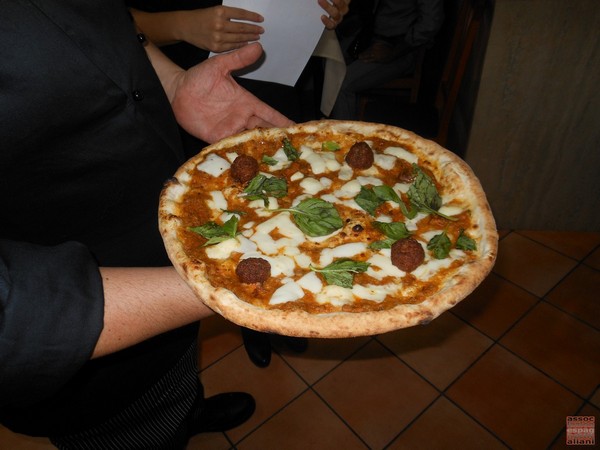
left=372, top=185, right=401, bottom=204
left=321, top=141, right=341, bottom=152
left=311, top=258, right=370, bottom=288
left=262, top=155, right=278, bottom=166
left=398, top=199, right=418, bottom=219
left=355, top=184, right=403, bottom=216
left=275, top=198, right=343, bottom=237
left=407, top=165, right=457, bottom=221
left=368, top=237, right=396, bottom=250
left=456, top=229, right=477, bottom=251
left=372, top=221, right=411, bottom=240
left=427, top=232, right=452, bottom=259
left=283, top=138, right=300, bottom=161
left=354, top=186, right=384, bottom=216
left=242, top=174, right=288, bottom=207
left=189, top=215, right=239, bottom=246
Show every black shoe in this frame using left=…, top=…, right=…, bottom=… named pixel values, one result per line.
left=282, top=336, right=308, bottom=353
left=241, top=327, right=272, bottom=368
left=190, top=392, right=256, bottom=434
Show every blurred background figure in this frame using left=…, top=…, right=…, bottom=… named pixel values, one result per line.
left=330, top=0, right=444, bottom=119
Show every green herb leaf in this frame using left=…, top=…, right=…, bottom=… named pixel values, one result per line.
left=310, top=258, right=370, bottom=288
left=372, top=185, right=401, bottom=204
left=189, top=215, right=239, bottom=246
left=407, top=165, right=457, bottom=221
left=273, top=198, right=343, bottom=237
left=221, top=209, right=246, bottom=216
left=368, top=237, right=396, bottom=250
left=456, top=229, right=477, bottom=251
left=427, top=232, right=452, bottom=259
left=354, top=184, right=403, bottom=216
left=321, top=141, right=341, bottom=152
left=372, top=221, right=411, bottom=240
left=242, top=174, right=288, bottom=206
left=261, top=155, right=278, bottom=166
left=354, top=186, right=384, bottom=216
left=398, top=199, right=418, bottom=219
left=282, top=138, right=300, bottom=161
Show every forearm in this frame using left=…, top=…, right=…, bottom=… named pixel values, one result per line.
left=130, top=8, right=186, bottom=46
left=142, top=37, right=185, bottom=103
left=93, top=266, right=214, bottom=359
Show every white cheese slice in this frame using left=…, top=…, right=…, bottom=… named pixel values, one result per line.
left=315, top=285, right=354, bottom=306
left=300, top=177, right=326, bottom=195
left=250, top=213, right=306, bottom=255
left=384, top=146, right=418, bottom=164
left=290, top=171, right=304, bottom=181
left=357, top=176, right=383, bottom=186
left=297, top=271, right=322, bottom=294
left=225, top=152, right=239, bottom=163
left=319, top=242, right=368, bottom=267
left=209, top=190, right=228, bottom=211
left=352, top=283, right=399, bottom=303
left=205, top=238, right=240, bottom=260
left=270, top=281, right=304, bottom=305
left=335, top=180, right=362, bottom=199
left=374, top=153, right=397, bottom=170
left=196, top=153, right=231, bottom=177
left=366, top=252, right=406, bottom=280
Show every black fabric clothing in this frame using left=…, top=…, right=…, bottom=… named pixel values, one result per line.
left=0, top=0, right=199, bottom=439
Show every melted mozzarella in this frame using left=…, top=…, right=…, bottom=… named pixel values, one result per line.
left=205, top=238, right=240, bottom=260
left=250, top=213, right=306, bottom=255
left=384, top=146, right=418, bottom=164
left=299, top=145, right=341, bottom=174
left=297, top=271, right=322, bottom=294
left=300, top=177, right=326, bottom=195
left=197, top=153, right=231, bottom=177
left=374, top=153, right=397, bottom=170
left=209, top=191, right=228, bottom=211
left=367, top=252, right=406, bottom=280
left=335, top=180, right=362, bottom=199
left=352, top=283, right=400, bottom=302
left=315, top=285, right=353, bottom=306
left=270, top=281, right=304, bottom=305
left=319, top=242, right=368, bottom=267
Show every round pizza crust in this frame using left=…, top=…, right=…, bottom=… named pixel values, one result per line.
left=159, top=120, right=498, bottom=338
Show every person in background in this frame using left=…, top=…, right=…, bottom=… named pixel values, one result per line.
left=0, top=1, right=292, bottom=448
left=129, top=0, right=350, bottom=368
left=329, top=0, right=444, bottom=119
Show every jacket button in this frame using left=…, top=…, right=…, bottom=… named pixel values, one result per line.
left=132, top=90, right=144, bottom=101
left=137, top=33, right=147, bottom=46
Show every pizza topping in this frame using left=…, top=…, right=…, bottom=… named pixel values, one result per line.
left=427, top=232, right=452, bottom=259
left=167, top=125, right=491, bottom=315
left=282, top=138, right=300, bottom=161
left=310, top=258, right=370, bottom=288
left=456, top=229, right=477, bottom=251
left=391, top=237, right=425, bottom=272
left=321, top=141, right=341, bottom=152
left=345, top=141, right=375, bottom=169
left=236, top=257, right=271, bottom=283
left=274, top=198, right=343, bottom=237
left=241, top=174, right=288, bottom=206
left=407, top=165, right=457, bottom=221
left=370, top=221, right=411, bottom=249
left=189, top=215, right=239, bottom=246
left=230, top=154, right=259, bottom=184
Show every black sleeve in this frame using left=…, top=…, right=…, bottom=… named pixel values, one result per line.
left=0, top=239, right=104, bottom=408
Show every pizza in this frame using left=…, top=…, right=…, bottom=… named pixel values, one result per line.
left=159, top=120, right=498, bottom=337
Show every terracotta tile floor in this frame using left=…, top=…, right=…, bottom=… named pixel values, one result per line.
left=2, top=230, right=599, bottom=449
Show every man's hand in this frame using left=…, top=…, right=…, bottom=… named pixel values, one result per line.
left=170, top=43, right=294, bottom=143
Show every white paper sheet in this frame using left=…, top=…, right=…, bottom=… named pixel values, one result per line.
left=214, top=0, right=326, bottom=86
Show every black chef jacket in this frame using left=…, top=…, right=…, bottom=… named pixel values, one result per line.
left=0, top=0, right=199, bottom=436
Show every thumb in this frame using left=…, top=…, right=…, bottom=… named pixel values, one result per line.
left=216, top=42, right=264, bottom=73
